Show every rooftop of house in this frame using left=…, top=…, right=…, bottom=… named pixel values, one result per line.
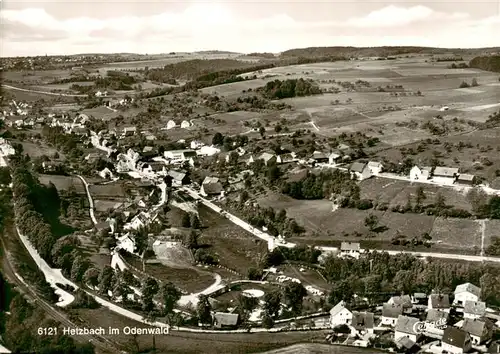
left=202, top=182, right=223, bottom=195
left=350, top=161, right=367, bottom=173
left=457, top=174, right=475, bottom=181
left=429, top=294, right=450, bottom=309
left=426, top=309, right=449, bottom=323
left=367, top=161, right=383, bottom=168
left=443, top=327, right=469, bottom=347
left=202, top=176, right=220, bottom=185
left=351, top=311, right=374, bottom=330
left=462, top=318, right=493, bottom=337
left=433, top=166, right=459, bottom=177
left=389, top=295, right=412, bottom=307
left=464, top=301, right=486, bottom=316
left=382, top=303, right=403, bottom=318
left=340, top=242, right=361, bottom=251
left=330, top=300, right=350, bottom=317
left=214, top=312, right=239, bottom=326
left=168, top=170, right=187, bottom=181
left=395, top=315, right=420, bottom=335
left=455, top=283, right=481, bottom=297
left=311, top=151, right=328, bottom=160
left=396, top=336, right=417, bottom=350
left=259, top=152, right=275, bottom=162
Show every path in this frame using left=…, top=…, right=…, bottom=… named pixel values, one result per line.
left=479, top=219, right=486, bottom=257
left=2, top=84, right=87, bottom=97
left=178, top=272, right=223, bottom=306
left=309, top=121, right=320, bottom=131
left=76, top=175, right=98, bottom=225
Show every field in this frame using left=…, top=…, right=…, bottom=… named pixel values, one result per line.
left=17, top=141, right=60, bottom=158
left=94, top=199, right=124, bottom=212
left=274, top=265, right=330, bottom=292
left=73, top=307, right=331, bottom=354
left=38, top=174, right=86, bottom=193
left=89, top=183, right=126, bottom=198
left=198, top=204, right=267, bottom=274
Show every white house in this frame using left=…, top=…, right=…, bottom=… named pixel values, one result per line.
left=190, top=140, right=205, bottom=149
left=180, top=120, right=191, bottom=129
left=0, top=138, right=15, bottom=156
left=349, top=162, right=371, bottom=180
left=166, top=120, right=177, bottom=130
left=381, top=304, right=403, bottom=327
left=124, top=211, right=151, bottom=231
left=442, top=327, right=472, bottom=354
left=463, top=301, right=486, bottom=320
left=339, top=242, right=362, bottom=259
left=164, top=149, right=197, bottom=163
left=197, top=145, right=220, bottom=157
left=259, top=152, right=277, bottom=166
left=115, top=234, right=135, bottom=254
left=394, top=315, right=421, bottom=343
left=453, top=283, right=481, bottom=306
left=388, top=295, right=413, bottom=314
left=428, top=294, right=450, bottom=312
left=461, top=318, right=493, bottom=345
left=367, top=161, right=383, bottom=175
left=433, top=166, right=459, bottom=185
left=329, top=151, right=342, bottom=165
left=409, top=165, right=431, bottom=181
left=330, top=300, right=353, bottom=327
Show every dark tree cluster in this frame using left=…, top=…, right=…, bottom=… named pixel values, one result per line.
left=469, top=55, right=500, bottom=73
left=259, top=78, right=322, bottom=99
left=42, top=126, right=83, bottom=158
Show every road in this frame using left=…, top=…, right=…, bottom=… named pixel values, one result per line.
left=0, top=238, right=118, bottom=353
left=77, top=175, right=98, bottom=225
left=2, top=84, right=88, bottom=98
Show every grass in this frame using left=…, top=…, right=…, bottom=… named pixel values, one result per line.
left=277, top=266, right=330, bottom=292
left=89, top=183, right=126, bottom=198
left=17, top=141, right=60, bottom=158
left=73, top=307, right=332, bottom=354
left=198, top=204, right=267, bottom=274
left=38, top=174, right=85, bottom=193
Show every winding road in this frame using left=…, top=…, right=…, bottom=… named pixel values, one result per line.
left=76, top=175, right=98, bottom=225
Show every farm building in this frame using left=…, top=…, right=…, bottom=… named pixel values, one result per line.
left=259, top=152, right=277, bottom=166
left=394, top=315, right=421, bottom=343
left=453, top=283, right=481, bottom=306
left=425, top=309, right=448, bottom=336
left=200, top=181, right=224, bottom=197
left=213, top=312, right=239, bottom=329
left=349, top=162, right=371, bottom=181
left=442, top=327, right=472, bottom=354
left=277, top=152, right=296, bottom=164
left=181, top=120, right=191, bottom=128
left=433, top=166, right=459, bottom=185
left=387, top=295, right=413, bottom=314
left=456, top=174, right=476, bottom=185
left=328, top=151, right=342, bottom=165
left=367, top=161, right=383, bottom=175
left=122, top=126, right=137, bottom=136
left=409, top=165, right=432, bottom=181
left=164, top=149, right=196, bottom=163
left=339, top=242, right=362, bottom=259
left=311, top=151, right=329, bottom=163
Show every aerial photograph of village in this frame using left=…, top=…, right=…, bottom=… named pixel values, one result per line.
left=0, top=1, right=499, bottom=354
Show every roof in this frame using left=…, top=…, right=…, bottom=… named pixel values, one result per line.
left=429, top=294, right=450, bottom=309
left=329, top=151, right=341, bottom=159
left=395, top=315, right=420, bottom=335
left=433, top=166, right=459, bottom=177
left=123, top=126, right=136, bottom=132
left=340, top=242, right=360, bottom=251
left=382, top=303, right=403, bottom=318
left=329, top=300, right=350, bottom=316
left=279, top=153, right=295, bottom=162
left=464, top=301, right=486, bottom=316
left=389, top=295, right=412, bottom=308
left=458, top=174, right=475, bottom=182
left=202, top=176, right=220, bottom=185
left=367, top=161, right=383, bottom=168
left=352, top=311, right=374, bottom=330
left=202, top=182, right=223, bottom=195
left=462, top=318, right=492, bottom=337
left=455, top=283, right=481, bottom=297
left=148, top=162, right=165, bottom=172
left=143, top=146, right=155, bottom=153
left=350, top=162, right=367, bottom=173
left=259, top=152, right=275, bottom=162
left=312, top=151, right=328, bottom=160
left=338, top=143, right=351, bottom=150
left=413, top=292, right=427, bottom=299
left=396, top=336, right=416, bottom=350
left=426, top=309, right=449, bottom=323
left=443, top=327, right=469, bottom=348
left=214, top=312, right=239, bottom=326
left=168, top=170, right=187, bottom=181
left=488, top=342, right=500, bottom=353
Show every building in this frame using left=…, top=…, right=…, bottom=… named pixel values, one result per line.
left=381, top=303, right=403, bottom=326
left=349, top=162, right=371, bottom=180
left=122, top=126, right=137, bottom=136
left=463, top=301, right=486, bottom=320
left=277, top=153, right=296, bottom=164
left=456, top=174, right=476, bottom=186
left=442, top=327, right=472, bottom=354
left=329, top=300, right=353, bottom=327
left=259, top=152, right=277, bottom=166
left=200, top=181, right=224, bottom=197
left=164, top=150, right=197, bottom=163
left=428, top=294, right=450, bottom=312
left=213, top=312, right=239, bottom=329
left=329, top=151, right=342, bottom=165
left=394, top=315, right=421, bottom=343
left=311, top=151, right=329, bottom=163
left=433, top=166, right=459, bottom=184
left=167, top=170, right=189, bottom=187
left=453, top=283, right=481, bottom=306
left=409, top=165, right=432, bottom=181
left=367, top=161, right=384, bottom=175
left=339, top=242, right=361, bottom=259
left=388, top=295, right=413, bottom=314
left=425, top=309, right=448, bottom=336
left=351, top=311, right=375, bottom=335
left=461, top=318, right=494, bottom=345
left=411, top=293, right=427, bottom=305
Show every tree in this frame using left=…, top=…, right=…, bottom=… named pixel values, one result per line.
left=98, top=266, right=114, bottom=295
left=415, top=186, right=426, bottom=206
left=141, top=277, right=159, bottom=312
left=284, top=282, right=307, bottom=314
left=133, top=227, right=149, bottom=256
left=70, top=255, right=88, bottom=282
left=263, top=291, right=281, bottom=318
left=467, top=187, right=488, bottom=215
left=266, top=164, right=281, bottom=183
left=184, top=231, right=199, bottom=249
left=181, top=212, right=191, bottom=227
left=160, top=282, right=181, bottom=318
left=83, top=267, right=100, bottom=288
left=247, top=267, right=263, bottom=280
left=489, top=196, right=500, bottom=219
left=471, top=78, right=479, bottom=87
left=328, top=279, right=354, bottom=305
left=197, top=295, right=212, bottom=325
left=212, top=132, right=224, bottom=146
left=190, top=214, right=201, bottom=229
left=261, top=313, right=275, bottom=329
left=238, top=294, right=258, bottom=314
left=364, top=214, right=379, bottom=232
left=259, top=126, right=265, bottom=138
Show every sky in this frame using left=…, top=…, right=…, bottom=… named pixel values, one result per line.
left=1, top=0, right=500, bottom=57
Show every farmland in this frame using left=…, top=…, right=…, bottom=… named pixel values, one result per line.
left=38, top=174, right=85, bottom=193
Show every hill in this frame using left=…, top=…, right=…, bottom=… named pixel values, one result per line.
left=469, top=55, right=500, bottom=73
left=280, top=46, right=500, bottom=58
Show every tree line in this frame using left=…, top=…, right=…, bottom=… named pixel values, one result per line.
left=258, top=78, right=322, bottom=100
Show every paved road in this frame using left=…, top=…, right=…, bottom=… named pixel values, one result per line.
left=2, top=84, right=88, bottom=97
left=76, top=175, right=98, bottom=225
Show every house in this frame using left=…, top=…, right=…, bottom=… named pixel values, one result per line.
left=456, top=174, right=476, bottom=186
left=122, top=126, right=137, bottom=136
left=164, top=150, right=197, bottom=163
left=191, top=140, right=205, bottom=149
left=329, top=300, right=352, bottom=327
left=442, top=327, right=472, bottom=354
left=388, top=295, right=413, bottom=314
left=394, top=315, right=421, bottom=343
left=311, top=151, right=329, bottom=163
left=381, top=304, right=403, bottom=326
left=425, top=309, right=448, bottom=336
left=367, top=161, right=383, bottom=175
left=277, top=153, right=296, bottom=164
left=197, top=145, right=220, bottom=157
left=349, top=162, right=371, bottom=180
left=488, top=342, right=500, bottom=353
left=339, top=242, right=361, bottom=259
left=180, top=120, right=191, bottom=129
left=213, top=312, right=239, bottom=329
left=166, top=120, right=176, bottom=130
left=142, top=146, right=157, bottom=159
left=463, top=301, right=486, bottom=320
left=428, top=294, right=450, bottom=312
left=147, top=162, right=167, bottom=176
left=453, top=283, right=481, bottom=306
left=167, top=170, right=189, bottom=187
left=351, top=311, right=374, bottom=335
left=259, top=152, right=277, bottom=166
left=433, top=166, right=459, bottom=184
left=200, top=181, right=224, bottom=197
left=396, top=336, right=420, bottom=354
left=409, top=165, right=432, bottom=181
left=329, top=151, right=342, bottom=165
left=411, top=293, right=427, bottom=305
left=461, top=318, right=494, bottom=345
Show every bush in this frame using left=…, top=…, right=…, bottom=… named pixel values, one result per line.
left=459, top=81, right=470, bottom=88
left=356, top=199, right=373, bottom=210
